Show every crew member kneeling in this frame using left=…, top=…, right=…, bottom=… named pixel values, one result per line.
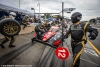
left=35, top=23, right=45, bottom=39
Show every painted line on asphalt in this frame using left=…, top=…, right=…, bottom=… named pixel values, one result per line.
left=66, top=39, right=100, bottom=66
left=87, top=39, right=100, bottom=56
left=84, top=48, right=99, bottom=57
left=70, top=54, right=100, bottom=66
left=92, top=27, right=100, bottom=29
left=80, top=58, right=100, bottom=66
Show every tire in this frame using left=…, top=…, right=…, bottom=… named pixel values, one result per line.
left=0, top=18, right=21, bottom=36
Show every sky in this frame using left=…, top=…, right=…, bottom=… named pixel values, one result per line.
left=7, top=0, right=100, bottom=21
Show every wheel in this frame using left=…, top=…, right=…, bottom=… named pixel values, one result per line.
left=0, top=18, right=21, bottom=36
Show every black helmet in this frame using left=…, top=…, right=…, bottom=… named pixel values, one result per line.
left=71, top=12, right=82, bottom=23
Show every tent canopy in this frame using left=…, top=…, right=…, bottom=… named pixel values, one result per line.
left=0, top=0, right=34, bottom=16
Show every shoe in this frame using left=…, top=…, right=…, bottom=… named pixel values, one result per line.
left=0, top=44, right=5, bottom=48
left=9, top=45, right=15, bottom=48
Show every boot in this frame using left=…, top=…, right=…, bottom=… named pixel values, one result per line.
left=0, top=44, right=5, bottom=48
left=9, top=45, right=15, bottom=48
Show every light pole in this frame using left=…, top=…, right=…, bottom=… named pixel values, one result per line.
left=37, top=3, right=40, bottom=19
left=31, top=8, right=35, bottom=19
left=31, top=8, right=35, bottom=14
left=19, top=0, right=20, bottom=8
left=62, top=2, right=64, bottom=46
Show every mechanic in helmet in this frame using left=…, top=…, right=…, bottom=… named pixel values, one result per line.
left=35, top=20, right=51, bottom=39
left=9, top=12, right=16, bottom=19
left=65, top=12, right=98, bottom=67
left=22, top=15, right=29, bottom=29
left=0, top=10, right=16, bottom=48
left=43, top=20, right=51, bottom=31
left=35, top=22, right=45, bottom=39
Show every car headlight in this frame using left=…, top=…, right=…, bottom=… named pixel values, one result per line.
left=54, top=37, right=57, bottom=41
left=54, top=35, right=61, bottom=41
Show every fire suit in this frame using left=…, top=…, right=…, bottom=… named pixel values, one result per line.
left=65, top=21, right=98, bottom=67
left=35, top=23, right=45, bottom=39
left=0, top=36, right=16, bottom=48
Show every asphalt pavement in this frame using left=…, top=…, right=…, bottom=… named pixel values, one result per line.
left=0, top=24, right=100, bottom=67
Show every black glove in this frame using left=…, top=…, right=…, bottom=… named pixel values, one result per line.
left=92, top=30, right=98, bottom=36
left=88, top=32, right=97, bottom=40
left=64, top=34, right=68, bottom=39
left=41, top=29, right=45, bottom=33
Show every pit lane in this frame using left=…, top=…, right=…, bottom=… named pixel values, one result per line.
left=2, top=36, right=100, bottom=67
left=0, top=25, right=100, bottom=67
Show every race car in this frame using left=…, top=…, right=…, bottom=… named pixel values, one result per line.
left=32, top=25, right=67, bottom=48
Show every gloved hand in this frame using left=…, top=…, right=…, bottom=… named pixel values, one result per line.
left=88, top=32, right=96, bottom=40
left=41, top=29, right=45, bottom=33
left=92, top=31, right=98, bottom=36
left=64, top=34, right=68, bottom=39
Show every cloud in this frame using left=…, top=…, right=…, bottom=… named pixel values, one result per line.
left=8, top=0, right=100, bottom=21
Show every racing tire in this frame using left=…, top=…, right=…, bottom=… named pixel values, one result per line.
left=0, top=18, right=21, bottom=36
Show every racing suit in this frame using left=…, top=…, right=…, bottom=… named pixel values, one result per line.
left=22, top=16, right=28, bottom=29
left=35, top=23, right=45, bottom=39
left=0, top=11, right=16, bottom=48
left=65, top=21, right=98, bottom=67
left=0, top=36, right=16, bottom=48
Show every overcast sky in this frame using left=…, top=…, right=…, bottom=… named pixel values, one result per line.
left=8, top=0, right=100, bottom=21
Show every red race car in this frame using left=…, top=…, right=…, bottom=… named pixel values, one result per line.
left=32, top=30, right=63, bottom=48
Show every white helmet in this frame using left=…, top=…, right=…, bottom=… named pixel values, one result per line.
left=10, top=12, right=16, bottom=16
